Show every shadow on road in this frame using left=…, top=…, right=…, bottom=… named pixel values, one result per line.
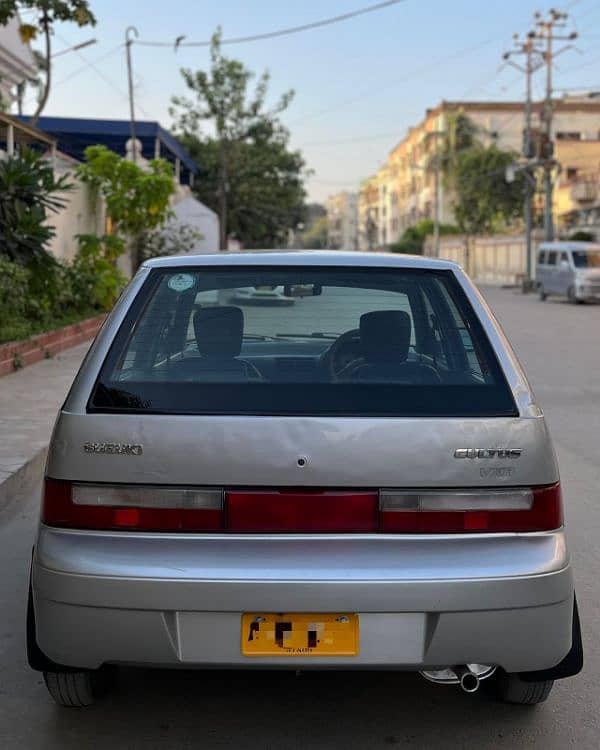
left=40, top=667, right=548, bottom=750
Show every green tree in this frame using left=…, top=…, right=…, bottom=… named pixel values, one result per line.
left=171, top=29, right=306, bottom=249
left=450, top=145, right=524, bottom=236
left=440, top=110, right=481, bottom=181
left=300, top=216, right=328, bottom=249
left=390, top=218, right=459, bottom=255
left=77, top=145, right=175, bottom=269
left=0, top=1, right=96, bottom=125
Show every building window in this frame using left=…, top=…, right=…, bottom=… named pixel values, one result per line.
left=567, top=167, right=578, bottom=180
left=556, top=132, right=581, bottom=140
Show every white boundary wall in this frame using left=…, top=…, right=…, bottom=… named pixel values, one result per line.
left=426, top=234, right=539, bottom=285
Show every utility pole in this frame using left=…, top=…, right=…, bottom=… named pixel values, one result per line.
left=125, top=26, right=139, bottom=164
left=533, top=9, right=578, bottom=241
left=503, top=33, right=544, bottom=287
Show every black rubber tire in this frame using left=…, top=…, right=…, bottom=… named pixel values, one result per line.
left=567, top=286, right=580, bottom=305
left=43, top=671, right=96, bottom=707
left=538, top=285, right=547, bottom=301
left=43, top=666, right=115, bottom=707
left=495, top=672, right=554, bottom=705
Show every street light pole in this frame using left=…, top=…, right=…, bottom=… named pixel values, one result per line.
left=51, top=38, right=97, bottom=59
left=503, top=32, right=544, bottom=288
left=125, top=26, right=139, bottom=164
left=524, top=36, right=536, bottom=283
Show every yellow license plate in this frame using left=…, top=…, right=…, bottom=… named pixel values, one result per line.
left=241, top=613, right=359, bottom=656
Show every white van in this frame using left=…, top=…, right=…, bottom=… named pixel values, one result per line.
left=536, top=242, right=600, bottom=303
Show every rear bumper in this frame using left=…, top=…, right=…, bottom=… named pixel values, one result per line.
left=32, top=526, right=574, bottom=672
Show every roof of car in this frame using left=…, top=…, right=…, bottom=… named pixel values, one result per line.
left=539, top=241, right=600, bottom=250
left=142, top=250, right=461, bottom=271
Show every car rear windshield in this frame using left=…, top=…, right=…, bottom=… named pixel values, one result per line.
left=89, top=266, right=517, bottom=417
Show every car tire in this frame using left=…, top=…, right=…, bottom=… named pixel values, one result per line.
left=495, top=672, right=554, bottom=705
left=538, top=285, right=547, bottom=301
left=567, top=286, right=581, bottom=305
left=43, top=666, right=115, bottom=707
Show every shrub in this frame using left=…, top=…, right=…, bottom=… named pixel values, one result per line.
left=569, top=230, right=596, bottom=242
left=0, top=255, right=29, bottom=323
left=137, top=222, right=202, bottom=261
left=0, top=149, right=71, bottom=263
left=70, top=234, right=126, bottom=312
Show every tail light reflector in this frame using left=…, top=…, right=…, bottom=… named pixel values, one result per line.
left=379, top=484, right=562, bottom=533
left=226, top=490, right=378, bottom=533
left=43, top=480, right=223, bottom=532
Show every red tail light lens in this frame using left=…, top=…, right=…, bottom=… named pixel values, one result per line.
left=42, top=481, right=562, bottom=534
left=42, top=479, right=223, bottom=532
left=379, top=484, right=562, bottom=533
left=226, top=490, right=378, bottom=532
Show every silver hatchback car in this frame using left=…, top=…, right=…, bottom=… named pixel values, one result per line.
left=28, top=251, right=582, bottom=707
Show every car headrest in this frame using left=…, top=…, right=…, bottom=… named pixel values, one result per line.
left=360, top=310, right=411, bottom=364
left=193, top=306, right=244, bottom=358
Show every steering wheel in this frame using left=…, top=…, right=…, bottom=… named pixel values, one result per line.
left=323, top=329, right=361, bottom=380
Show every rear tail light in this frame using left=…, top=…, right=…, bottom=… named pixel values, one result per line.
left=42, top=480, right=562, bottom=534
left=43, top=480, right=223, bottom=532
left=379, top=485, right=562, bottom=533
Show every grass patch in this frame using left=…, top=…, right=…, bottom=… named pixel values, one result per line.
left=0, top=308, right=99, bottom=346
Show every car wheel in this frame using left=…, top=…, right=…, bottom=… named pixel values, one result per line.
left=567, top=286, right=580, bottom=305
left=538, top=284, right=547, bottom=301
left=43, top=666, right=115, bottom=707
left=494, top=672, right=554, bottom=705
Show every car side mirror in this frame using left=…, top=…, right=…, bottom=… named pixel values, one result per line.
left=560, top=260, right=570, bottom=269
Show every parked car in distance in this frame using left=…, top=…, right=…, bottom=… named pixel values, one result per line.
left=231, top=285, right=294, bottom=305
left=29, top=251, right=582, bottom=708
left=537, top=241, right=600, bottom=303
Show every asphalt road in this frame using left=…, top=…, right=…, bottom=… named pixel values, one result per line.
left=0, top=287, right=598, bottom=749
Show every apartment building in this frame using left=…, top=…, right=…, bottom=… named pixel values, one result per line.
left=553, top=137, right=600, bottom=229
left=0, top=15, right=36, bottom=108
left=363, top=98, right=600, bottom=248
left=326, top=191, right=359, bottom=250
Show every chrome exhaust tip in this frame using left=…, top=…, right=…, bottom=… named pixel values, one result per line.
left=420, top=664, right=495, bottom=692
left=454, top=665, right=480, bottom=693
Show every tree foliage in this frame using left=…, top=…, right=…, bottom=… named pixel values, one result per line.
left=139, top=222, right=202, bottom=261
left=299, top=216, right=328, bottom=249
left=440, top=113, right=524, bottom=235
left=450, top=145, right=524, bottom=235
left=77, top=145, right=175, bottom=266
left=0, top=1, right=96, bottom=124
left=171, top=29, right=307, bottom=249
left=0, top=148, right=71, bottom=263
left=390, top=219, right=459, bottom=255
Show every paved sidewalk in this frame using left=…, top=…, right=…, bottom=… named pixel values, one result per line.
left=0, top=342, right=90, bottom=510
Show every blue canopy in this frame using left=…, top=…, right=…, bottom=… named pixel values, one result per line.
left=18, top=116, right=198, bottom=184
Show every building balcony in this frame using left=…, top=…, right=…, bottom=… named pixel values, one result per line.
left=571, top=180, right=598, bottom=204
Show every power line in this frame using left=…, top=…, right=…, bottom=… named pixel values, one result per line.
left=21, top=42, right=124, bottom=109
left=136, top=0, right=409, bottom=48
left=53, top=43, right=124, bottom=89
left=289, top=36, right=501, bottom=128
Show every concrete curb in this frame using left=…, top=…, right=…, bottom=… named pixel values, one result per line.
left=0, top=448, right=47, bottom=515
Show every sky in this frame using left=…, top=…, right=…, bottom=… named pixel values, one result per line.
left=23, top=0, right=600, bottom=202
